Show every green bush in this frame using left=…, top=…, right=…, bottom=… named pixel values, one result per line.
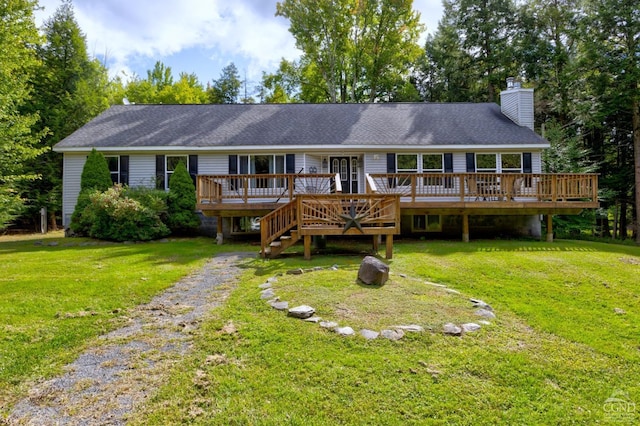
left=70, top=149, right=113, bottom=235
left=167, top=162, right=200, bottom=234
left=82, top=185, right=170, bottom=241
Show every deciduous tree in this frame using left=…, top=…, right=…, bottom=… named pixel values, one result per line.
left=0, top=0, right=46, bottom=229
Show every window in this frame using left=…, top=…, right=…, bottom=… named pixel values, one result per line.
left=422, top=154, right=443, bottom=186
left=166, top=155, right=188, bottom=189
left=397, top=154, right=417, bottom=186
left=412, top=215, right=442, bottom=232
left=234, top=154, right=285, bottom=188
left=501, top=153, right=522, bottom=173
left=232, top=216, right=260, bottom=233
left=105, top=156, right=120, bottom=184
left=476, top=154, right=497, bottom=173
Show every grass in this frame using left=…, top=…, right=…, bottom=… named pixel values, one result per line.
left=0, top=231, right=253, bottom=413
left=2, top=235, right=639, bottom=424
left=128, top=239, right=640, bottom=425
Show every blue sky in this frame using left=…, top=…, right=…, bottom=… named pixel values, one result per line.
left=35, top=0, right=443, bottom=95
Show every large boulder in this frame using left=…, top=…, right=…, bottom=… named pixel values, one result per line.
left=358, top=256, right=389, bottom=286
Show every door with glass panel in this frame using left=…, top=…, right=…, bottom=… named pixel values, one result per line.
left=330, top=156, right=358, bottom=193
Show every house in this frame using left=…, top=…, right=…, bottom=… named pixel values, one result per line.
left=53, top=82, right=598, bottom=258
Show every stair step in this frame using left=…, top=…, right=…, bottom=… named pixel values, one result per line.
left=270, top=241, right=282, bottom=247
left=280, top=236, right=292, bottom=240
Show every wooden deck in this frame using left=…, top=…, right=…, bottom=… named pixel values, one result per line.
left=197, top=172, right=598, bottom=213
left=196, top=172, right=598, bottom=257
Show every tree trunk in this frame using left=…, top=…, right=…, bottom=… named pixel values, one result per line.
left=634, top=98, right=640, bottom=243
left=619, top=201, right=627, bottom=239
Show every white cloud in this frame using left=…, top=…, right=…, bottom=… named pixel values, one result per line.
left=34, top=0, right=441, bottom=83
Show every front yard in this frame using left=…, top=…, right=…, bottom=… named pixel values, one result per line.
left=1, top=234, right=638, bottom=424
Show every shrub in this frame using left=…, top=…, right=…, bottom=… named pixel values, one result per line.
left=70, top=149, right=113, bottom=235
left=166, top=161, right=200, bottom=234
left=83, top=185, right=170, bottom=241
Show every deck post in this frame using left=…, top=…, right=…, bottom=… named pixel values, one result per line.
left=304, top=235, right=312, bottom=260
left=462, top=214, right=470, bottom=243
left=216, top=216, right=223, bottom=245
left=546, top=214, right=554, bottom=242
left=372, top=235, right=380, bottom=252
left=385, top=234, right=393, bottom=259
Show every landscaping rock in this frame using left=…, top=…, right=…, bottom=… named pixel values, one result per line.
left=614, top=308, right=626, bottom=315
left=260, top=289, right=275, bottom=300
left=360, top=329, right=379, bottom=340
left=478, top=320, right=492, bottom=326
left=335, top=326, right=355, bottom=336
left=319, top=321, right=338, bottom=329
left=444, top=288, right=461, bottom=295
left=443, top=323, right=462, bottom=336
left=269, top=301, right=289, bottom=311
left=304, top=316, right=322, bottom=323
left=286, top=268, right=304, bottom=275
left=470, top=298, right=492, bottom=311
left=258, top=282, right=272, bottom=289
left=461, top=323, right=482, bottom=333
left=288, top=305, right=315, bottom=319
left=380, top=329, right=404, bottom=341
left=357, top=256, right=389, bottom=286
left=475, top=309, right=496, bottom=319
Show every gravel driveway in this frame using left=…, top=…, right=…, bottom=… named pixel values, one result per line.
left=7, top=252, right=254, bottom=425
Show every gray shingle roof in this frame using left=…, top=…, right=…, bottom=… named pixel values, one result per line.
left=53, top=103, right=547, bottom=150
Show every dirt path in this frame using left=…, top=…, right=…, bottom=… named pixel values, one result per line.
left=7, top=252, right=254, bottom=426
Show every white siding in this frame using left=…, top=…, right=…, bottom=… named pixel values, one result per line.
left=452, top=153, right=467, bottom=173
left=532, top=151, right=542, bottom=173
left=62, top=154, right=86, bottom=227
left=500, top=88, right=534, bottom=131
left=198, top=154, right=228, bottom=175
left=129, top=154, right=156, bottom=188
left=363, top=153, right=387, bottom=174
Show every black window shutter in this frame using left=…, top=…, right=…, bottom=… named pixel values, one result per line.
left=120, top=156, right=129, bottom=185
left=188, top=155, right=198, bottom=186
left=286, top=154, right=295, bottom=174
left=229, top=155, right=238, bottom=190
left=523, top=153, right=532, bottom=173
left=386, top=153, right=396, bottom=188
left=444, top=153, right=453, bottom=188
left=466, top=153, right=476, bottom=172
left=156, top=155, right=165, bottom=190
left=444, top=153, right=453, bottom=172
left=228, top=155, right=238, bottom=174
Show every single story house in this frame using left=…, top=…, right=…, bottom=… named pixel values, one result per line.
left=53, top=82, right=598, bottom=258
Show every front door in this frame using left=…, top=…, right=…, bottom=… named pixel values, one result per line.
left=330, top=156, right=358, bottom=193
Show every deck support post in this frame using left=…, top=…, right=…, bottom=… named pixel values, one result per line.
left=216, top=216, right=223, bottom=245
left=372, top=235, right=380, bottom=252
left=385, top=235, right=393, bottom=259
left=546, top=214, right=554, bottom=242
left=462, top=214, right=470, bottom=243
left=304, top=235, right=312, bottom=260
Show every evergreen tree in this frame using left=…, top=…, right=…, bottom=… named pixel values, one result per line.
left=70, top=149, right=113, bottom=234
left=0, top=0, right=47, bottom=229
left=208, top=63, right=242, bottom=104
left=167, top=162, right=200, bottom=234
left=21, top=0, right=110, bottom=230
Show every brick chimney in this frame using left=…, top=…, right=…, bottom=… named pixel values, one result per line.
left=500, top=78, right=534, bottom=131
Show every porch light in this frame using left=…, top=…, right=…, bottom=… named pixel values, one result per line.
left=322, top=158, right=328, bottom=169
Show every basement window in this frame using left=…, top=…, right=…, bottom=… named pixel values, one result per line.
left=412, top=215, right=442, bottom=232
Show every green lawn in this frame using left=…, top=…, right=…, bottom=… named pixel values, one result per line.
left=0, top=232, right=251, bottom=412
left=2, top=235, right=639, bottom=424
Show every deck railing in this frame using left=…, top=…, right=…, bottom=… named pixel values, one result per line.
left=197, top=172, right=598, bottom=205
left=366, top=173, right=598, bottom=203
left=197, top=173, right=339, bottom=204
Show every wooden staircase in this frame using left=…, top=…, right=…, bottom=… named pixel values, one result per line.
left=260, top=200, right=299, bottom=258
